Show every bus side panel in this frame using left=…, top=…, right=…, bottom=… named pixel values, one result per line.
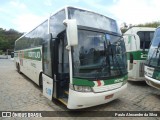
left=125, top=35, right=138, bottom=80
left=16, top=47, right=42, bottom=85
left=128, top=59, right=145, bottom=81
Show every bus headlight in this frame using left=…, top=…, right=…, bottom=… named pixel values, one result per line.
left=70, top=85, right=92, bottom=92
left=74, top=85, right=92, bottom=92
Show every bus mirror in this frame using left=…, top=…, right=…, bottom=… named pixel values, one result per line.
left=63, top=19, right=78, bottom=49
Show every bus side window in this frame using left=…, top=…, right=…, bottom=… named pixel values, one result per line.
left=129, top=53, right=133, bottom=70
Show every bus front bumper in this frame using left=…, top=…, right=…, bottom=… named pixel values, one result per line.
left=67, top=83, right=127, bottom=109
left=145, top=75, right=160, bottom=90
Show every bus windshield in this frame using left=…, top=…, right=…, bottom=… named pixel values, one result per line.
left=137, top=31, right=154, bottom=50
left=72, top=30, right=127, bottom=80
left=147, top=28, right=160, bottom=67
left=68, top=7, right=121, bottom=34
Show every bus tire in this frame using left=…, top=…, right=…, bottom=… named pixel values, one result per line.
left=17, top=63, right=21, bottom=74
left=39, top=72, right=43, bottom=88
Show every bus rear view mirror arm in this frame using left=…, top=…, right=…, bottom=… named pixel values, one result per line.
left=63, top=19, right=78, bottom=50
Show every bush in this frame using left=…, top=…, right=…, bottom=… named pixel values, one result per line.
left=0, top=50, right=3, bottom=55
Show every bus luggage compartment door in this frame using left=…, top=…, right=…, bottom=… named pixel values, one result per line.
left=42, top=73, right=53, bottom=100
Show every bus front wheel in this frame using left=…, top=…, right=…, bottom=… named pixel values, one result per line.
left=39, top=72, right=43, bottom=88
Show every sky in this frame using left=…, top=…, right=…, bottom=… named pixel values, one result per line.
left=0, top=0, right=160, bottom=33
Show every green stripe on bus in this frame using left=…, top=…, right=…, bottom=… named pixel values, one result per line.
left=73, top=78, right=95, bottom=87
left=19, top=49, right=41, bottom=61
left=73, top=75, right=128, bottom=87
left=103, top=75, right=128, bottom=85
left=127, top=51, right=148, bottom=60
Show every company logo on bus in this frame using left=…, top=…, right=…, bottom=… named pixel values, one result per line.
left=114, top=78, right=123, bottom=83
left=22, top=49, right=41, bottom=61
left=28, top=51, right=41, bottom=59
left=141, top=53, right=147, bottom=59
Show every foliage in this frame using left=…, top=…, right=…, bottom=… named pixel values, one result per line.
left=121, top=28, right=128, bottom=34
left=0, top=28, right=23, bottom=52
left=135, top=21, right=160, bottom=28
left=0, top=50, right=3, bottom=55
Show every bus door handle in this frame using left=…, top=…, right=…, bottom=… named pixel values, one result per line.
left=47, top=81, right=50, bottom=84
left=46, top=81, right=52, bottom=84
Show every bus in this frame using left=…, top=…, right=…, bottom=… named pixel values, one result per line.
left=123, top=27, right=155, bottom=81
left=145, top=26, right=160, bottom=89
left=14, top=6, right=128, bottom=109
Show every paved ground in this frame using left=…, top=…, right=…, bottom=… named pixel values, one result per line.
left=0, top=59, right=160, bottom=120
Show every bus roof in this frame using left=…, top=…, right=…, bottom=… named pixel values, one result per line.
left=124, top=27, right=156, bottom=34
left=62, top=6, right=115, bottom=21
left=15, top=6, right=118, bottom=42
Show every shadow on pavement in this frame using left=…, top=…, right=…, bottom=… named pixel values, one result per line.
left=127, top=80, right=147, bottom=86
left=17, top=70, right=41, bottom=91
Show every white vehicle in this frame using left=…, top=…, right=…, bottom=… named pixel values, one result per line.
left=145, top=26, right=160, bottom=89
left=123, top=27, right=155, bottom=81
left=14, top=6, right=128, bottom=109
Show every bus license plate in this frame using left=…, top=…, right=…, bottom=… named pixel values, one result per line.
left=105, top=94, right=114, bottom=100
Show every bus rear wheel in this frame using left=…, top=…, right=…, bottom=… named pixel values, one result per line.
left=17, top=64, right=21, bottom=74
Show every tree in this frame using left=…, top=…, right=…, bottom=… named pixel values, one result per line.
left=0, top=28, right=23, bottom=52
left=136, top=21, right=160, bottom=28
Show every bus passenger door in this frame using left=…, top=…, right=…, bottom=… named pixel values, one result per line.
left=42, top=34, right=53, bottom=100
left=56, top=32, right=69, bottom=99
left=124, top=35, right=134, bottom=71
left=128, top=35, right=137, bottom=78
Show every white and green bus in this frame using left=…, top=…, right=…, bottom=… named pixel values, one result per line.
left=145, top=26, right=160, bottom=89
left=123, top=27, right=155, bottom=81
left=14, top=6, right=128, bottom=109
